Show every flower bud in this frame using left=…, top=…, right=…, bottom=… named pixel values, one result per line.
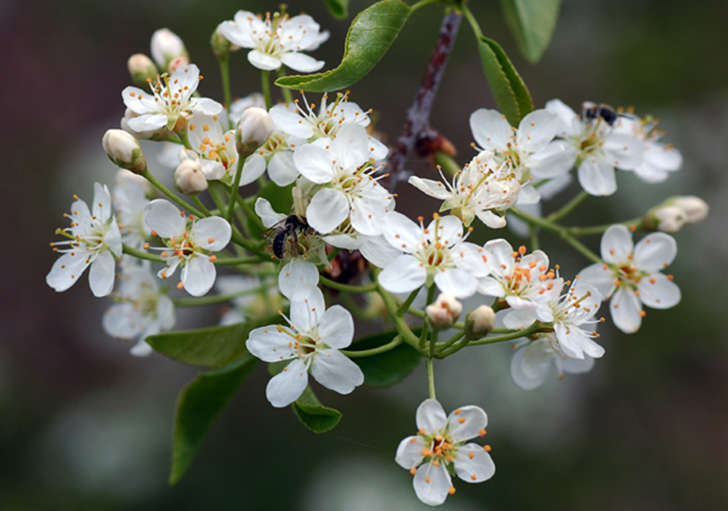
left=127, top=53, right=158, bottom=88
left=236, top=107, right=274, bottom=156
left=425, top=293, right=462, bottom=329
left=646, top=205, right=686, bottom=233
left=150, top=28, right=188, bottom=71
left=174, top=159, right=208, bottom=194
left=464, top=305, right=495, bottom=339
left=168, top=56, right=189, bottom=74
left=210, top=24, right=232, bottom=59
left=671, top=195, right=708, bottom=224
left=102, top=129, right=146, bottom=173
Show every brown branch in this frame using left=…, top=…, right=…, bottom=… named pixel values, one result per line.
left=385, top=11, right=462, bottom=192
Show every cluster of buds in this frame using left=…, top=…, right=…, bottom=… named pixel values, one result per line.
left=644, top=195, right=709, bottom=233
left=426, top=293, right=463, bottom=329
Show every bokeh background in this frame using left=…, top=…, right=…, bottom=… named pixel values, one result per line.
left=3, top=0, right=727, bottom=509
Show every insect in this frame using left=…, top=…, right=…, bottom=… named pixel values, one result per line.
left=581, top=101, right=620, bottom=126
left=268, top=215, right=312, bottom=259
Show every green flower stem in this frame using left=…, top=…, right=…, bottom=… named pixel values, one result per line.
left=226, top=157, right=245, bottom=221
left=436, top=331, right=464, bottom=354
left=178, top=130, right=193, bottom=151
left=426, top=358, right=437, bottom=399
left=261, top=70, right=272, bottom=110
left=406, top=306, right=425, bottom=319
left=341, top=336, right=403, bottom=358
left=398, top=288, right=421, bottom=315
left=320, top=276, right=377, bottom=294
left=509, top=207, right=602, bottom=264
left=462, top=4, right=484, bottom=38
left=434, top=151, right=461, bottom=177
left=376, top=283, right=424, bottom=353
left=568, top=218, right=643, bottom=237
left=529, top=224, right=540, bottom=250
left=547, top=191, right=589, bottom=222
left=214, top=255, right=267, bottom=266
left=276, top=67, right=293, bottom=103
left=209, top=182, right=268, bottom=258
left=122, top=244, right=164, bottom=263
left=173, top=284, right=271, bottom=306
left=411, top=0, right=438, bottom=13
left=218, top=55, right=232, bottom=120
left=466, top=323, right=544, bottom=346
left=141, top=170, right=205, bottom=218
left=327, top=247, right=341, bottom=262
left=190, top=196, right=212, bottom=217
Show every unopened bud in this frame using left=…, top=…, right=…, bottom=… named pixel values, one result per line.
left=211, top=24, right=232, bottom=59
left=127, top=53, right=158, bottom=88
left=645, top=205, right=686, bottom=233
left=168, top=56, right=189, bottom=74
left=465, top=305, right=495, bottom=339
left=174, top=159, right=208, bottom=194
left=150, top=28, right=188, bottom=71
left=102, top=129, right=146, bottom=173
left=425, top=293, right=462, bottom=329
left=236, top=107, right=274, bottom=156
left=670, top=195, right=708, bottom=224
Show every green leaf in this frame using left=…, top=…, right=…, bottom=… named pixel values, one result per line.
left=147, top=315, right=279, bottom=368
left=475, top=35, right=534, bottom=126
left=275, top=0, right=411, bottom=92
left=292, top=387, right=342, bottom=433
left=500, top=0, right=561, bottom=63
left=349, top=330, right=422, bottom=387
left=169, top=355, right=257, bottom=484
left=325, top=0, right=349, bottom=19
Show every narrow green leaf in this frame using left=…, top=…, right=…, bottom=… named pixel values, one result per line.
left=475, top=35, right=534, bottom=126
left=292, top=387, right=342, bottom=433
left=275, top=0, right=411, bottom=92
left=325, top=0, right=349, bottom=19
left=500, top=0, right=561, bottom=63
left=349, top=330, right=422, bottom=387
left=169, top=355, right=257, bottom=484
left=147, top=315, right=279, bottom=368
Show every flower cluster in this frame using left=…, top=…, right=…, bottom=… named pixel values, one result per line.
left=44, top=6, right=708, bottom=507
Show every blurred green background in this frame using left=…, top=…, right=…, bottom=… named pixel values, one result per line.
left=3, top=0, right=728, bottom=509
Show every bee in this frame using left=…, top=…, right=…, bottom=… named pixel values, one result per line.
left=267, top=215, right=312, bottom=259
left=581, top=101, right=620, bottom=126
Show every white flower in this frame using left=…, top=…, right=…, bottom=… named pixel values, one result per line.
left=184, top=113, right=238, bottom=181
left=510, top=335, right=594, bottom=390
left=409, top=150, right=533, bottom=229
left=113, top=169, right=150, bottom=249
left=545, top=279, right=605, bottom=360
left=475, top=239, right=557, bottom=329
left=219, top=11, right=329, bottom=72
left=269, top=92, right=388, bottom=160
left=246, top=287, right=363, bottom=407
left=395, top=398, right=494, bottom=506
left=242, top=130, right=303, bottom=187
left=122, top=64, right=222, bottom=133
left=229, top=93, right=266, bottom=125
left=294, top=124, right=394, bottom=235
left=143, top=199, right=231, bottom=296
left=47, top=183, right=122, bottom=297
left=378, top=213, right=489, bottom=298
left=545, top=99, right=643, bottom=196
left=613, top=114, right=682, bottom=183
left=103, top=262, right=175, bottom=357
left=577, top=225, right=680, bottom=333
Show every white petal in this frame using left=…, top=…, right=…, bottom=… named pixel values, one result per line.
left=503, top=309, right=537, bottom=330
left=577, top=263, right=614, bottom=298
left=633, top=232, right=677, bottom=272
left=516, top=184, right=540, bottom=205
left=516, top=109, right=560, bottom=153
left=454, top=443, right=496, bottom=484
left=382, top=212, right=424, bottom=253
left=89, top=250, right=116, bottom=297
left=127, top=114, right=168, bottom=132
left=267, top=151, right=299, bottom=186
left=46, top=251, right=91, bottom=292
left=290, top=287, right=325, bottom=333
left=254, top=198, right=286, bottom=228
left=578, top=159, right=617, bottom=196
left=447, top=405, right=487, bottom=443
left=350, top=194, right=389, bottom=236
left=643, top=142, right=682, bottom=172
left=247, top=49, right=281, bottom=71
left=510, top=341, right=552, bottom=390
left=190, top=217, right=232, bottom=251
left=92, top=183, right=112, bottom=221
left=269, top=103, right=313, bottom=139
left=476, top=276, right=505, bottom=297
left=240, top=153, right=267, bottom=186
left=413, top=462, right=452, bottom=506
left=378, top=255, right=427, bottom=293
left=189, top=97, right=223, bottom=115
left=130, top=340, right=154, bottom=357
left=610, top=288, right=642, bottom=334
left=281, top=51, right=324, bottom=72
left=265, top=358, right=309, bottom=408
left=545, top=98, right=581, bottom=137
left=483, top=238, right=515, bottom=276
left=416, top=398, right=447, bottom=434
left=526, top=140, right=576, bottom=179
left=331, top=124, right=370, bottom=170
left=470, top=108, right=513, bottom=151
left=278, top=259, right=319, bottom=300
left=560, top=354, right=595, bottom=375
left=358, top=235, right=403, bottom=269
left=181, top=256, right=216, bottom=296
left=434, top=268, right=476, bottom=298
left=246, top=325, right=298, bottom=362
left=318, top=305, right=354, bottom=349
left=601, top=224, right=633, bottom=264
left=294, top=143, right=334, bottom=184
left=476, top=210, right=507, bottom=229
left=306, top=188, right=349, bottom=234
left=603, top=133, right=644, bottom=170
left=144, top=199, right=186, bottom=238
left=395, top=436, right=426, bottom=470
left=409, top=176, right=451, bottom=200
left=637, top=273, right=681, bottom=309
left=102, top=303, right=144, bottom=339
left=310, top=349, right=364, bottom=394
left=426, top=215, right=463, bottom=246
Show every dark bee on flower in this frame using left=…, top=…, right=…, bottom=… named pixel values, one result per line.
left=268, top=215, right=312, bottom=259
left=581, top=101, right=621, bottom=126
